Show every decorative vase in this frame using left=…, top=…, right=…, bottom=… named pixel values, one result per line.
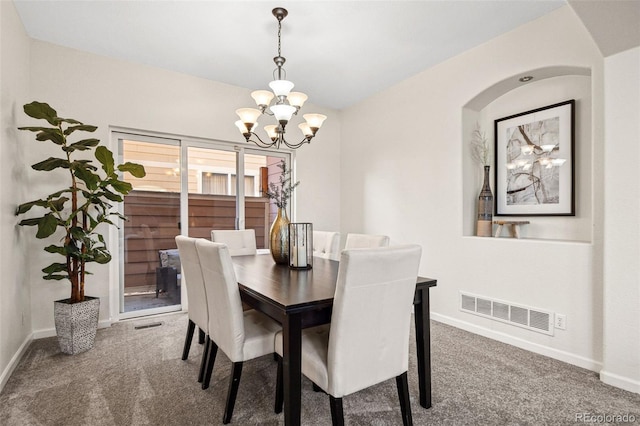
left=270, top=207, right=290, bottom=264
left=476, top=165, right=494, bottom=237
left=54, top=296, right=100, bottom=355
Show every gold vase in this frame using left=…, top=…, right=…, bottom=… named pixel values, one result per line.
left=270, top=207, right=290, bottom=264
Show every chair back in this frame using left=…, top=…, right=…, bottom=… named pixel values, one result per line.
left=327, top=245, right=422, bottom=397
left=175, top=236, right=207, bottom=330
left=344, top=233, right=390, bottom=249
left=313, top=231, right=340, bottom=260
left=211, top=229, right=257, bottom=256
left=195, top=240, right=246, bottom=362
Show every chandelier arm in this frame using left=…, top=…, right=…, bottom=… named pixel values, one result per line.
left=245, top=132, right=279, bottom=149
left=282, top=136, right=313, bottom=150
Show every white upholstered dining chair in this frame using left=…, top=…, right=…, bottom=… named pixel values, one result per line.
left=211, top=229, right=257, bottom=256
left=274, top=245, right=422, bottom=426
left=344, top=232, right=390, bottom=249
left=312, top=231, right=340, bottom=261
left=196, top=240, right=281, bottom=424
left=175, top=236, right=209, bottom=383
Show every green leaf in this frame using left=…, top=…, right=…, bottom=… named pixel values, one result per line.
left=32, top=157, right=70, bottom=171
left=44, top=245, right=66, bottom=255
left=93, top=250, right=112, bottom=264
left=18, top=126, right=57, bottom=133
left=100, top=189, right=123, bottom=202
left=64, top=138, right=100, bottom=152
left=42, top=262, right=67, bottom=274
left=63, top=125, right=97, bottom=136
left=18, top=218, right=41, bottom=226
left=36, top=214, right=58, bottom=238
left=95, top=146, right=115, bottom=176
left=35, top=129, right=64, bottom=145
left=58, top=118, right=82, bottom=125
left=118, top=162, right=146, bottom=178
left=43, top=275, right=68, bottom=281
left=70, top=226, right=88, bottom=241
left=48, top=197, right=68, bottom=212
left=74, top=166, right=99, bottom=190
left=109, top=179, right=133, bottom=195
left=71, top=160, right=98, bottom=172
left=23, top=102, right=59, bottom=126
left=16, top=200, right=48, bottom=215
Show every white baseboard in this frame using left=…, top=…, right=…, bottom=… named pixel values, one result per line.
left=31, top=319, right=112, bottom=340
left=431, top=312, right=603, bottom=372
left=600, top=370, right=640, bottom=394
left=0, top=333, right=33, bottom=393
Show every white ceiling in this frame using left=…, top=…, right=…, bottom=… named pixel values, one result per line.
left=13, top=0, right=568, bottom=110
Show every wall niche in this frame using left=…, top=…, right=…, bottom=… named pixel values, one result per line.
left=462, top=66, right=592, bottom=243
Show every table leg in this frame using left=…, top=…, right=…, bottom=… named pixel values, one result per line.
left=414, top=287, right=432, bottom=408
left=282, top=313, right=303, bottom=426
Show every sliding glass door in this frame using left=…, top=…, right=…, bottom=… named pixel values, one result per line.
left=119, top=135, right=183, bottom=316
left=117, top=132, right=291, bottom=318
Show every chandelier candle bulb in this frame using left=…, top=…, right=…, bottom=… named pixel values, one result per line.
left=298, top=123, right=313, bottom=138
left=264, top=125, right=279, bottom=141
left=236, top=108, right=261, bottom=125
left=287, top=92, right=308, bottom=109
left=251, top=90, right=275, bottom=108
left=270, top=104, right=296, bottom=123
left=303, top=113, right=327, bottom=130
left=269, top=80, right=295, bottom=98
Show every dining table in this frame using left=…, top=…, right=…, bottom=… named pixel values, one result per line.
left=232, top=253, right=437, bottom=426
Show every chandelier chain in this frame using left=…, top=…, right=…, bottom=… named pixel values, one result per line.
left=277, top=20, right=282, bottom=58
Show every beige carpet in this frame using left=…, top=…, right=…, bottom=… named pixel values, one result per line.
left=1, top=312, right=638, bottom=425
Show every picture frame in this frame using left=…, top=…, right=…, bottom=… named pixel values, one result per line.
left=494, top=100, right=575, bottom=216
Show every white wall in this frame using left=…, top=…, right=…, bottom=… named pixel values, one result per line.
left=0, top=0, right=32, bottom=390
left=341, top=6, right=608, bottom=372
left=23, top=41, right=340, bottom=333
left=602, top=46, right=640, bottom=393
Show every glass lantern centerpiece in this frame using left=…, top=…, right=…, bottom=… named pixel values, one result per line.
left=289, top=223, right=313, bottom=269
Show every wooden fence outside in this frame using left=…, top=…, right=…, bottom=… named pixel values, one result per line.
left=124, top=190, right=270, bottom=289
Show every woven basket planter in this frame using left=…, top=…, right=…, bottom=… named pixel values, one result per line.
left=54, top=296, right=100, bottom=355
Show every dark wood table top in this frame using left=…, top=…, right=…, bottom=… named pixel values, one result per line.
left=232, top=253, right=436, bottom=315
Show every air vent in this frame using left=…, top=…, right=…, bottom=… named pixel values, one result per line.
left=134, top=322, right=163, bottom=330
left=459, top=292, right=553, bottom=335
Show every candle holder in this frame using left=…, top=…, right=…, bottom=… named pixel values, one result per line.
left=288, top=223, right=313, bottom=269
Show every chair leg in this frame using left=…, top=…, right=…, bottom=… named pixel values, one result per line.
left=329, top=396, right=345, bottom=426
left=223, top=362, right=244, bottom=424
left=396, top=372, right=413, bottom=426
left=274, top=355, right=283, bottom=414
left=198, top=327, right=205, bottom=344
left=182, top=319, right=196, bottom=360
left=198, top=337, right=210, bottom=383
left=202, top=339, right=219, bottom=390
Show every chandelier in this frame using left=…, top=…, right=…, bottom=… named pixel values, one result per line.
left=234, top=7, right=327, bottom=150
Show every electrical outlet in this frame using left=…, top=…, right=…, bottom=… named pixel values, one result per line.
left=555, top=314, right=566, bottom=330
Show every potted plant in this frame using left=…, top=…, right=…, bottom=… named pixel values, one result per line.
left=15, top=101, right=145, bottom=354
left=264, top=159, right=299, bottom=264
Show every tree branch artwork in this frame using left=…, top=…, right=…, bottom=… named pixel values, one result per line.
left=494, top=100, right=574, bottom=216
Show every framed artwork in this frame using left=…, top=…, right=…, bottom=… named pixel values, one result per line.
left=494, top=100, right=575, bottom=216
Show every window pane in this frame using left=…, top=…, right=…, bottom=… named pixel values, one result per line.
left=122, top=140, right=181, bottom=312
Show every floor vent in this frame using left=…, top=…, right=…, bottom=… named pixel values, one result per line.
left=134, top=322, right=163, bottom=330
left=460, top=292, right=553, bottom=335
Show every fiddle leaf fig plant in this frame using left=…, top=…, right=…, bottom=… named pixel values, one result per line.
left=16, top=101, right=146, bottom=303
